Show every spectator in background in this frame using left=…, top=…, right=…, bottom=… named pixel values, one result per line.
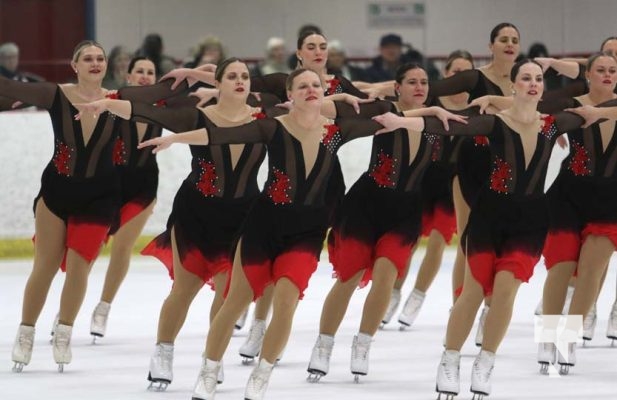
left=102, top=45, right=131, bottom=89
left=402, top=44, right=441, bottom=82
left=527, top=42, right=562, bottom=90
left=135, top=33, right=177, bottom=76
left=364, top=33, right=405, bottom=82
left=184, top=35, right=226, bottom=68
left=327, top=40, right=368, bottom=82
left=0, top=42, right=44, bottom=82
left=251, top=37, right=291, bottom=76
left=287, top=23, right=323, bottom=69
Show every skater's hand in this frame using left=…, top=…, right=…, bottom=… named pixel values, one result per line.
left=138, top=135, right=174, bottom=154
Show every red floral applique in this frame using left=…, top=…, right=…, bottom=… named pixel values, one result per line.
left=541, top=115, right=558, bottom=139
left=325, top=78, right=340, bottom=96
left=251, top=110, right=267, bottom=120
left=568, top=142, right=591, bottom=176
left=155, top=99, right=167, bottom=107
left=321, top=123, right=341, bottom=152
left=112, top=138, right=127, bottom=165
left=105, top=92, right=120, bottom=100
left=474, top=135, right=489, bottom=146
left=195, top=160, right=219, bottom=197
left=52, top=141, right=73, bottom=176
left=267, top=168, right=292, bottom=204
left=490, top=157, right=512, bottom=193
left=369, top=152, right=396, bottom=187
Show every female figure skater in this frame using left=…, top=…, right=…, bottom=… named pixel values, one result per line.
left=89, top=57, right=160, bottom=342
left=383, top=50, right=476, bottom=329
left=306, top=63, right=466, bottom=382
left=4, top=41, right=185, bottom=372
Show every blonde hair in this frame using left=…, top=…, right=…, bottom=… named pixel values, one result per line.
left=72, top=40, right=106, bottom=63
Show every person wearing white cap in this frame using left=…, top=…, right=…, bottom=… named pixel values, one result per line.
left=252, top=37, right=291, bottom=76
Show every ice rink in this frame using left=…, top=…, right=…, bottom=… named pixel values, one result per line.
left=1, top=249, right=616, bottom=400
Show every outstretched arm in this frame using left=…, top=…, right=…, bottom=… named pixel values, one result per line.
left=138, top=128, right=209, bottom=154
left=0, top=77, right=56, bottom=109
left=566, top=102, right=617, bottom=128
left=320, top=94, right=377, bottom=118
left=468, top=95, right=513, bottom=113
left=373, top=111, right=489, bottom=136
left=534, top=57, right=580, bottom=79
left=160, top=68, right=215, bottom=90
left=75, top=98, right=202, bottom=133
left=401, top=106, right=468, bottom=130
left=75, top=99, right=132, bottom=120
left=118, top=78, right=189, bottom=103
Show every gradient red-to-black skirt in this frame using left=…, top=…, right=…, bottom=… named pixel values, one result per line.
left=237, top=196, right=329, bottom=300
left=33, top=165, right=121, bottom=270
left=543, top=174, right=617, bottom=269
left=329, top=175, right=423, bottom=288
left=456, top=137, right=491, bottom=207
left=141, top=180, right=257, bottom=288
left=421, top=161, right=457, bottom=243
left=109, top=166, right=158, bottom=235
left=463, top=189, right=548, bottom=296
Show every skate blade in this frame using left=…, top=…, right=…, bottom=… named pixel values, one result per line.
left=147, top=381, right=169, bottom=392
left=307, top=372, right=324, bottom=382
left=12, top=362, right=25, bottom=373
left=57, top=363, right=66, bottom=373
left=352, top=372, right=366, bottom=383
left=471, top=389, right=488, bottom=400
left=240, top=355, right=256, bottom=365
left=436, top=391, right=457, bottom=400
left=558, top=364, right=572, bottom=375
left=538, top=362, right=550, bottom=375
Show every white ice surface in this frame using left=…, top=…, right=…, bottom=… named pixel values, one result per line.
left=1, top=249, right=616, bottom=400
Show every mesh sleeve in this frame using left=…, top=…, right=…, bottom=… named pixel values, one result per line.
left=334, top=99, right=394, bottom=118
left=118, top=78, right=189, bottom=103
left=554, top=98, right=617, bottom=132
left=427, top=69, right=480, bottom=98
left=208, top=118, right=277, bottom=145
left=0, top=77, right=56, bottom=109
left=249, top=73, right=288, bottom=102
left=336, top=76, right=368, bottom=98
left=422, top=114, right=496, bottom=137
left=130, top=102, right=201, bottom=132
left=338, top=117, right=385, bottom=143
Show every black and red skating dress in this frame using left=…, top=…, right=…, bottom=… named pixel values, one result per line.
left=417, top=98, right=465, bottom=244
left=422, top=110, right=594, bottom=295
left=109, top=114, right=162, bottom=232
left=327, top=101, right=445, bottom=286
left=543, top=96, right=617, bottom=268
left=0, top=77, right=185, bottom=266
left=130, top=103, right=269, bottom=284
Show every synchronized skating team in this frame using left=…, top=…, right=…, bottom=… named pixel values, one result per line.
left=3, top=21, right=617, bottom=400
